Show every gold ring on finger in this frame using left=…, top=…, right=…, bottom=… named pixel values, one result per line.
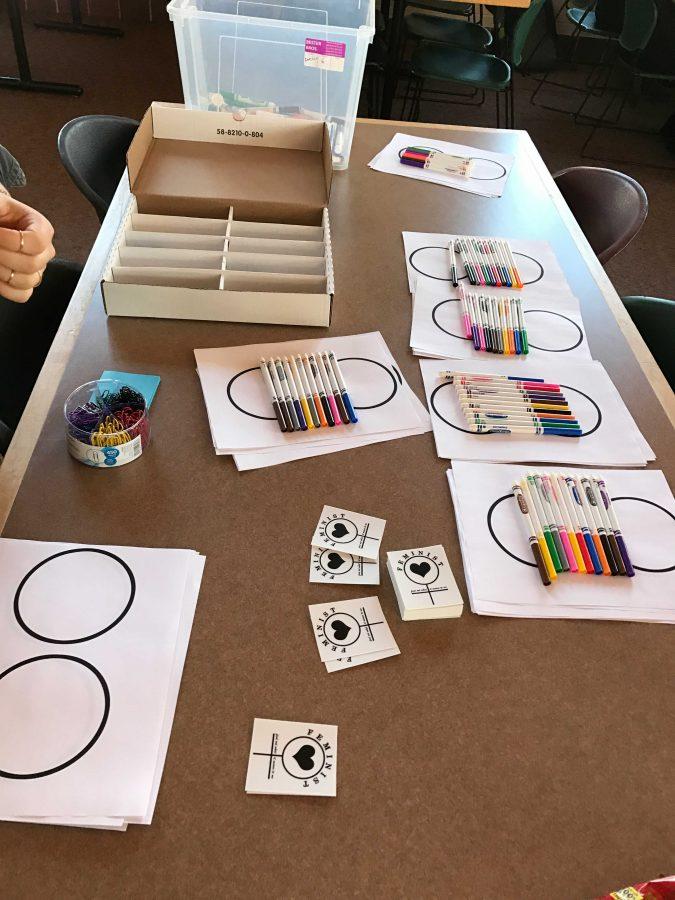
left=18, top=230, right=24, bottom=252
left=7, top=270, right=15, bottom=285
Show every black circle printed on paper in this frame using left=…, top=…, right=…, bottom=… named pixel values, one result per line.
left=322, top=612, right=361, bottom=647
left=409, top=247, right=544, bottom=286
left=338, top=358, right=398, bottom=410
left=431, top=298, right=470, bottom=342
left=429, top=381, right=602, bottom=437
left=0, top=654, right=110, bottom=780
left=396, top=148, right=506, bottom=181
left=226, top=358, right=399, bottom=419
left=281, top=736, right=326, bottom=780
left=486, top=494, right=675, bottom=574
left=525, top=310, right=584, bottom=353
left=318, top=549, right=354, bottom=576
left=487, top=494, right=537, bottom=567
left=610, top=497, right=675, bottom=573
left=14, top=548, right=136, bottom=644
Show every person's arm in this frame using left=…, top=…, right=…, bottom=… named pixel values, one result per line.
left=0, top=177, right=56, bottom=304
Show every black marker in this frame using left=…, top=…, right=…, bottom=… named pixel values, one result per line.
left=450, top=239, right=459, bottom=288
left=260, top=358, right=287, bottom=432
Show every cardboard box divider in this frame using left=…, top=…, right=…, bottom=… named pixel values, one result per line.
left=102, top=102, right=334, bottom=327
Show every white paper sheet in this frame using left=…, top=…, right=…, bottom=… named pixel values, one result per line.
left=368, top=132, right=515, bottom=198
left=411, top=282, right=592, bottom=363
left=420, top=357, right=654, bottom=466
left=448, top=461, right=675, bottom=623
left=0, top=539, right=204, bottom=823
left=402, top=232, right=575, bottom=301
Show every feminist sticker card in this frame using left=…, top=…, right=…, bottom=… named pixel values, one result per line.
left=309, top=546, right=380, bottom=585
left=386, top=545, right=463, bottom=620
left=308, top=596, right=398, bottom=663
left=311, top=506, right=386, bottom=562
left=245, top=718, right=337, bottom=797
left=324, top=647, right=400, bottom=672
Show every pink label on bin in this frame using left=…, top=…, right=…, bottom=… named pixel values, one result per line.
left=304, top=38, right=346, bottom=72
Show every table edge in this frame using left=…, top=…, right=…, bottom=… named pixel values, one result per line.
left=0, top=123, right=672, bottom=534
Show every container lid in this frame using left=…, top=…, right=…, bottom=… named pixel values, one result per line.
left=127, top=103, right=332, bottom=224
left=167, top=0, right=374, bottom=33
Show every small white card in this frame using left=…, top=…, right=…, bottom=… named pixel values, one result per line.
left=311, top=506, right=387, bottom=561
left=308, top=596, right=398, bottom=662
left=245, top=718, right=337, bottom=797
left=324, top=647, right=400, bottom=672
left=309, top=546, right=380, bottom=584
left=387, top=545, right=463, bottom=619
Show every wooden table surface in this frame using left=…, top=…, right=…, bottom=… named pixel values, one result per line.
left=1, top=121, right=673, bottom=900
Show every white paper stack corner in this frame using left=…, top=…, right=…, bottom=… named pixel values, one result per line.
left=387, top=545, right=463, bottom=620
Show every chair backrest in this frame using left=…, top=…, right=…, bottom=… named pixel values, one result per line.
left=621, top=296, right=675, bottom=390
left=553, top=166, right=648, bottom=265
left=620, top=0, right=657, bottom=53
left=511, top=0, right=547, bottom=68
left=58, top=116, right=140, bottom=223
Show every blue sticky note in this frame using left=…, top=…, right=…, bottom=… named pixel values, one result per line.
left=99, top=371, right=161, bottom=408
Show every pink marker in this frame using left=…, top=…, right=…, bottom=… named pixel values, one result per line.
left=316, top=351, right=342, bottom=425
left=459, top=284, right=472, bottom=339
left=544, top=475, right=578, bottom=572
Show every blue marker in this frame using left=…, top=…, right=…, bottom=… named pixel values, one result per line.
left=327, top=352, right=359, bottom=425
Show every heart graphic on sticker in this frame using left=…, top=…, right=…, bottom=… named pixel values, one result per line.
left=293, top=744, right=316, bottom=771
left=331, top=619, right=351, bottom=641
left=327, top=552, right=345, bottom=570
left=331, top=523, right=349, bottom=539
left=410, top=561, right=431, bottom=577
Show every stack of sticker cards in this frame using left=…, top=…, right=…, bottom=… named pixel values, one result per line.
left=195, top=332, right=431, bottom=470
left=386, top=545, right=463, bottom=620
left=0, top=538, right=205, bottom=831
left=245, top=718, right=337, bottom=797
left=308, top=597, right=400, bottom=672
left=309, top=506, right=384, bottom=585
left=448, top=460, right=675, bottom=623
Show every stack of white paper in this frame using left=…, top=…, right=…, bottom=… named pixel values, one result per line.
left=448, top=461, right=675, bottom=623
left=368, top=133, right=515, bottom=198
left=402, top=232, right=576, bottom=300
left=195, top=332, right=431, bottom=470
left=0, top=538, right=205, bottom=831
left=386, top=545, right=463, bottom=620
left=410, top=282, right=592, bottom=363
left=420, top=357, right=655, bottom=467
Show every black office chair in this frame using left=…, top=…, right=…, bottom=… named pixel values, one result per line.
left=0, top=258, right=83, bottom=456
left=622, top=296, right=675, bottom=390
left=553, top=166, right=648, bottom=264
left=58, top=115, right=139, bottom=223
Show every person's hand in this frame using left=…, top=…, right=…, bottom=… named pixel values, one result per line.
left=0, top=192, right=55, bottom=303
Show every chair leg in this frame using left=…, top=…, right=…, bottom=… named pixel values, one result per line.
left=401, top=75, right=414, bottom=120
left=509, top=78, right=516, bottom=129
left=413, top=77, right=424, bottom=121
left=495, top=89, right=501, bottom=129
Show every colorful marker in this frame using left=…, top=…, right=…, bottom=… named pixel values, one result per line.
left=596, top=477, right=635, bottom=577
left=260, top=358, right=288, bottom=433
left=295, top=354, right=321, bottom=429
left=522, top=477, right=557, bottom=581
left=290, top=355, right=314, bottom=429
left=534, top=473, right=570, bottom=572
left=283, top=357, right=307, bottom=431
left=315, top=352, right=341, bottom=425
left=582, top=475, right=619, bottom=575
left=309, top=353, right=334, bottom=427
left=303, top=354, right=328, bottom=427
left=274, top=357, right=300, bottom=431
left=322, top=351, right=350, bottom=424
left=512, top=481, right=552, bottom=585
left=588, top=476, right=626, bottom=576
left=327, top=351, right=359, bottom=424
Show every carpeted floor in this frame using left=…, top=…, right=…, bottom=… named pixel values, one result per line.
left=0, top=4, right=673, bottom=300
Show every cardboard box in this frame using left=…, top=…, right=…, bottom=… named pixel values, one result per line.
left=102, top=103, right=335, bottom=326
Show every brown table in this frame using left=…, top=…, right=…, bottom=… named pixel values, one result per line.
left=1, top=121, right=673, bottom=899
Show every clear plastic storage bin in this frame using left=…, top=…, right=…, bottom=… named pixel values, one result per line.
left=167, top=0, right=375, bottom=169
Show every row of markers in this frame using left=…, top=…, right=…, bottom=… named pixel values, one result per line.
left=444, top=372, right=582, bottom=437
left=512, top=472, right=635, bottom=587
left=459, top=285, right=528, bottom=355
left=259, top=351, right=358, bottom=434
left=450, top=237, right=524, bottom=290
